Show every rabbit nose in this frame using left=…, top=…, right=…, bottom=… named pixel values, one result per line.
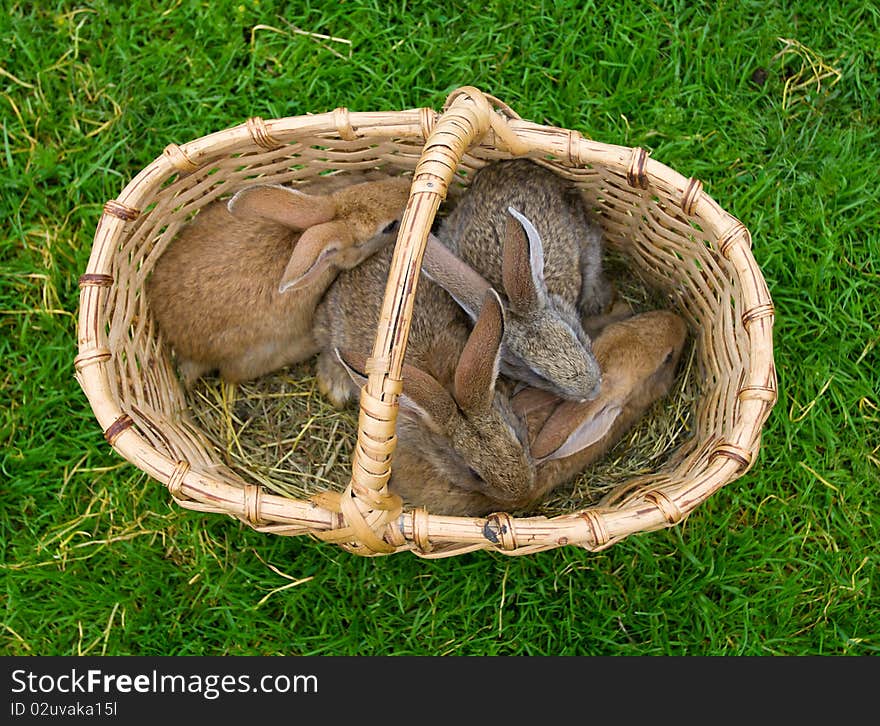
left=579, top=378, right=602, bottom=403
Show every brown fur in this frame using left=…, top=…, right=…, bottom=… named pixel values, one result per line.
left=145, top=173, right=411, bottom=385
left=517, top=309, right=688, bottom=505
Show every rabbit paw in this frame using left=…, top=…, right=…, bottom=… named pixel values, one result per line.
left=316, top=351, right=355, bottom=409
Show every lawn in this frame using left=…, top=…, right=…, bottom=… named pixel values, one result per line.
left=1, top=0, right=877, bottom=656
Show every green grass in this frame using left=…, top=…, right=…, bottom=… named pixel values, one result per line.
left=1, top=0, right=878, bottom=656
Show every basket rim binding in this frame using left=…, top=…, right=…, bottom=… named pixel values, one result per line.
left=75, top=86, right=777, bottom=559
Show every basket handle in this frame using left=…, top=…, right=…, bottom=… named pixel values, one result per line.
left=335, top=87, right=527, bottom=554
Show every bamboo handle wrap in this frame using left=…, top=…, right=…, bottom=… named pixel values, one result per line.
left=335, top=87, right=512, bottom=554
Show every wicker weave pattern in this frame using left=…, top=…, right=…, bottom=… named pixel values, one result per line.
left=76, top=87, right=776, bottom=558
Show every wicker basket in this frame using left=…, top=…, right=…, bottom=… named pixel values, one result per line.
left=75, top=86, right=776, bottom=558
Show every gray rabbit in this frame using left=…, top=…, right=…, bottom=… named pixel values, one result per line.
left=422, top=158, right=614, bottom=402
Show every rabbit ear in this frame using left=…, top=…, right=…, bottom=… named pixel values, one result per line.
left=453, top=289, right=505, bottom=413
left=502, top=206, right=549, bottom=314
left=335, top=349, right=456, bottom=433
left=278, top=221, right=355, bottom=293
left=420, top=234, right=492, bottom=323
left=397, top=364, right=458, bottom=432
left=511, top=386, right=561, bottom=417
left=511, top=386, right=564, bottom=447
left=227, top=184, right=338, bottom=229
left=532, top=399, right=622, bottom=461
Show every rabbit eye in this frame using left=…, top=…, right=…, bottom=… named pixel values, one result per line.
left=663, top=349, right=675, bottom=365
left=382, top=219, right=400, bottom=235
left=467, top=466, right=482, bottom=481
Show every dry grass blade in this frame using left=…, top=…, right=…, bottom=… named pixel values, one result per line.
left=774, top=37, right=843, bottom=110
left=250, top=19, right=353, bottom=60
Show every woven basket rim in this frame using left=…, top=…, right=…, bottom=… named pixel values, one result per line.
left=75, top=86, right=777, bottom=558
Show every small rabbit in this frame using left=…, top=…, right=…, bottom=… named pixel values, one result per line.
left=423, top=158, right=614, bottom=402
left=513, top=309, right=688, bottom=504
left=364, top=308, right=687, bottom=517
left=145, top=173, right=411, bottom=385
left=312, top=243, right=536, bottom=512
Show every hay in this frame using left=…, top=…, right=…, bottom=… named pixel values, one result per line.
left=184, top=246, right=697, bottom=518
left=187, top=365, right=356, bottom=501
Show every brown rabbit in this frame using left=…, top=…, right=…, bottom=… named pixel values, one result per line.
left=365, top=308, right=687, bottom=517
left=423, top=158, right=615, bottom=402
left=145, top=173, right=412, bottom=385
left=313, top=243, right=536, bottom=512
left=515, top=309, right=688, bottom=502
